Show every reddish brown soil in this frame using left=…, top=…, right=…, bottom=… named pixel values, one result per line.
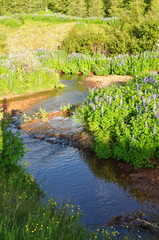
left=80, top=74, right=134, bottom=88
left=0, top=93, right=51, bottom=116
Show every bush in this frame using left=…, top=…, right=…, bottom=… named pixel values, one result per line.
left=75, top=73, right=159, bottom=168
left=60, top=15, right=159, bottom=56
left=60, top=24, right=110, bottom=55
left=0, top=118, right=26, bottom=167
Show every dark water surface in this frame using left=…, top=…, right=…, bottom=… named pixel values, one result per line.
left=15, top=75, right=159, bottom=239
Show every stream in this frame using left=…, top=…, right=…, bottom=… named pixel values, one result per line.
left=11, top=75, right=159, bottom=239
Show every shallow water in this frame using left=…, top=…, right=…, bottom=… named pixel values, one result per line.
left=14, top=75, right=159, bottom=239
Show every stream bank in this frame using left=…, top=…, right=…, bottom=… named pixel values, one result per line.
left=2, top=74, right=159, bottom=239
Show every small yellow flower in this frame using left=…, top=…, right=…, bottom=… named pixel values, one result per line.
left=43, top=213, right=45, bottom=216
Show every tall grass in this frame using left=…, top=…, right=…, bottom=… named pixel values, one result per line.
left=0, top=48, right=63, bottom=97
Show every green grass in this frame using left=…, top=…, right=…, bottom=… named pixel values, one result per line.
left=0, top=49, right=64, bottom=98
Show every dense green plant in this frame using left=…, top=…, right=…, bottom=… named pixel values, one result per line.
left=23, top=108, right=48, bottom=123
left=87, top=0, right=104, bottom=17
left=0, top=118, right=26, bottom=167
left=60, top=24, right=109, bottom=55
left=35, top=49, right=159, bottom=76
left=59, top=103, right=73, bottom=111
left=0, top=0, right=47, bottom=14
left=48, top=0, right=69, bottom=14
left=67, top=0, right=87, bottom=17
left=60, top=13, right=159, bottom=56
left=75, top=73, right=159, bottom=168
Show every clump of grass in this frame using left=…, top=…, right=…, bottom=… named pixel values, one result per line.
left=23, top=108, right=48, bottom=123
left=59, top=103, right=73, bottom=112
left=8, top=47, right=41, bottom=73
left=0, top=48, right=63, bottom=97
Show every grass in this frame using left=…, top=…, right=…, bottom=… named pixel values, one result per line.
left=0, top=21, right=75, bottom=54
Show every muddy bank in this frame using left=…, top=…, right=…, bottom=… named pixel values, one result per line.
left=0, top=91, right=55, bottom=115
left=80, top=74, right=134, bottom=88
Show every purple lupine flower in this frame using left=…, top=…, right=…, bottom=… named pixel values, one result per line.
left=101, top=106, right=104, bottom=117
left=145, top=89, right=147, bottom=95
left=145, top=107, right=148, bottom=113
left=139, top=108, right=142, bottom=115
left=93, top=105, right=96, bottom=111
left=109, top=96, right=112, bottom=105
left=132, top=134, right=134, bottom=141
left=153, top=102, right=157, bottom=112
left=122, top=119, right=124, bottom=125
left=120, top=98, right=123, bottom=108
left=145, top=121, right=148, bottom=129
left=153, top=125, right=156, bottom=137
left=132, top=96, right=134, bottom=101
left=142, top=97, right=145, bottom=107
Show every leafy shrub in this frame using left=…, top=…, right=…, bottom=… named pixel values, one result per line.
left=60, top=23, right=111, bottom=55
left=60, top=15, right=159, bottom=56
left=0, top=119, right=26, bottom=167
left=75, top=73, right=159, bottom=168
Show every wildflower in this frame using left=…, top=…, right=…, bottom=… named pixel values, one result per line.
left=153, top=125, right=156, bottom=137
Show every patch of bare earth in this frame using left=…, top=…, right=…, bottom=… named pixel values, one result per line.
left=81, top=74, right=134, bottom=88
left=0, top=93, right=50, bottom=115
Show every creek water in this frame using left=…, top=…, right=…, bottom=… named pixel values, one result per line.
left=13, top=75, right=159, bottom=239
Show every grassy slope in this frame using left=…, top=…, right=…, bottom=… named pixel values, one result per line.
left=0, top=21, right=75, bottom=53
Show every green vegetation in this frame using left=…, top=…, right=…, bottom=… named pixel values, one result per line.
left=0, top=48, right=63, bottom=97
left=35, top=50, right=159, bottom=76
left=60, top=14, right=159, bottom=56
left=75, top=73, right=159, bottom=168
left=59, top=103, right=73, bottom=111
left=23, top=108, right=48, bottom=123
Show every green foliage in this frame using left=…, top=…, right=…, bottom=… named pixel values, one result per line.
left=0, top=15, right=24, bottom=28
left=0, top=0, right=47, bottom=14
left=48, top=0, right=69, bottom=14
left=60, top=12, right=159, bottom=56
left=23, top=108, right=48, bottom=123
left=0, top=49, right=62, bottom=97
left=67, top=0, right=87, bottom=17
left=59, top=103, right=73, bottom=111
left=75, top=74, right=159, bottom=168
left=60, top=24, right=110, bottom=55
left=87, top=0, right=105, bottom=17
left=0, top=119, right=26, bottom=167
left=35, top=49, right=159, bottom=76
